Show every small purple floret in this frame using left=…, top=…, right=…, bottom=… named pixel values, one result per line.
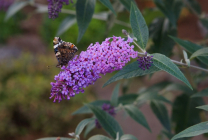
left=137, top=52, right=153, bottom=70
left=48, top=0, right=73, bottom=19
left=95, top=103, right=116, bottom=128
left=50, top=36, right=138, bottom=102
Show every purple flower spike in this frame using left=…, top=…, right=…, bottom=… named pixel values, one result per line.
left=95, top=104, right=116, bottom=128
left=50, top=36, right=138, bottom=102
left=137, top=52, right=153, bottom=70
left=48, top=0, right=73, bottom=19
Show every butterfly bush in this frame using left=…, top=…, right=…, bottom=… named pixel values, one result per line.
left=50, top=36, right=138, bottom=102
left=48, top=0, right=73, bottom=19
left=137, top=52, right=153, bottom=70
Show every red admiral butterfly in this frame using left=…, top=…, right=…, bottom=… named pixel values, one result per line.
left=53, top=37, right=78, bottom=67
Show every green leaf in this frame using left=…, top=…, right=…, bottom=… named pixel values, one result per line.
left=154, top=0, right=177, bottom=27
left=152, top=53, right=192, bottom=89
left=84, top=122, right=95, bottom=138
left=98, top=0, right=116, bottom=15
left=111, top=83, right=120, bottom=106
left=190, top=48, right=208, bottom=60
left=149, top=18, right=177, bottom=56
left=88, top=135, right=112, bottom=140
left=130, top=3, right=149, bottom=50
left=124, top=105, right=151, bottom=132
left=76, top=0, right=95, bottom=43
left=196, top=105, right=208, bottom=111
left=137, top=92, right=171, bottom=104
left=187, top=0, right=201, bottom=14
left=37, top=138, right=72, bottom=140
left=150, top=101, right=171, bottom=132
left=72, top=100, right=110, bottom=115
left=162, top=130, right=174, bottom=139
left=103, top=62, right=160, bottom=87
left=5, top=1, right=29, bottom=21
left=119, top=0, right=136, bottom=11
left=171, top=121, right=208, bottom=140
left=164, top=83, right=193, bottom=94
left=75, top=118, right=95, bottom=135
left=118, top=94, right=139, bottom=105
left=120, top=134, right=138, bottom=140
left=172, top=93, right=204, bottom=133
left=191, top=88, right=208, bottom=98
left=200, top=18, right=208, bottom=30
left=87, top=105, right=123, bottom=139
left=170, top=36, right=208, bottom=66
left=56, top=16, right=76, bottom=36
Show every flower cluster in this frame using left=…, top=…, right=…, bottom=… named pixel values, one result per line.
left=48, top=0, right=73, bottom=19
left=0, top=0, right=13, bottom=11
left=50, top=36, right=138, bottom=102
left=95, top=103, right=116, bottom=128
left=137, top=52, right=153, bottom=70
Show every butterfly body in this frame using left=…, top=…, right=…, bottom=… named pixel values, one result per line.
left=53, top=37, right=78, bottom=67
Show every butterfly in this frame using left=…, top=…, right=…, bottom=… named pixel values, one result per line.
left=53, top=37, right=78, bottom=67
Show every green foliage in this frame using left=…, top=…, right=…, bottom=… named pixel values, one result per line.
left=152, top=53, right=192, bottom=89
left=75, top=118, right=95, bottom=135
left=103, top=62, right=160, bottom=87
left=150, top=101, right=171, bottom=132
left=98, top=0, right=116, bottom=15
left=110, top=83, right=120, bottom=107
left=120, top=134, right=138, bottom=140
left=76, top=0, right=95, bottom=43
left=171, top=121, right=208, bottom=140
left=124, top=105, right=151, bottom=131
left=87, top=104, right=123, bottom=139
left=130, top=3, right=149, bottom=50
left=88, top=135, right=113, bottom=140
left=0, top=54, right=88, bottom=138
left=172, top=93, right=204, bottom=134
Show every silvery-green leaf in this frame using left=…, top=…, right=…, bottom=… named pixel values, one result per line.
left=87, top=105, right=123, bottom=139
left=75, top=118, right=95, bottom=135
left=196, top=105, right=208, bottom=111
left=190, top=48, right=208, bottom=60
left=130, top=3, right=148, bottom=50
left=103, top=62, right=160, bottom=87
left=120, top=134, right=138, bottom=140
left=171, top=121, right=208, bottom=140
left=111, top=83, right=120, bottom=107
left=56, top=16, right=76, bottom=36
left=191, top=88, right=208, bottom=98
left=152, top=53, right=192, bottom=89
left=99, top=0, right=116, bottom=15
left=88, top=135, right=113, bottom=140
left=119, top=0, right=136, bottom=11
left=5, top=1, right=29, bottom=21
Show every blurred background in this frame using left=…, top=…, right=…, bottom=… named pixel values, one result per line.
left=0, top=0, right=208, bottom=139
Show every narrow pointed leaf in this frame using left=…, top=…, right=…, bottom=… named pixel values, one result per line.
left=103, top=62, right=160, bottom=87
left=190, top=48, right=208, bottom=60
left=99, top=0, right=116, bottom=15
left=130, top=3, right=149, bottom=49
left=118, top=94, right=139, bottom=105
left=124, top=105, right=151, bottom=132
left=137, top=92, right=171, bottom=104
left=111, top=83, right=120, bottom=106
left=56, top=16, right=76, bottom=36
left=72, top=100, right=110, bottom=115
left=89, top=135, right=112, bottom=140
left=120, top=134, right=138, bottom=140
left=196, top=105, right=208, bottom=111
left=152, top=53, right=192, bottom=89
left=84, top=122, right=95, bottom=138
left=191, top=88, right=208, bottom=98
left=76, top=0, right=95, bottom=42
left=200, top=18, right=208, bottom=30
left=87, top=105, right=123, bottom=139
left=119, top=0, right=136, bottom=11
left=5, top=1, right=29, bottom=21
left=171, top=121, right=208, bottom=140
left=75, top=118, right=95, bottom=135
left=150, top=101, right=171, bottom=132
left=170, top=36, right=208, bottom=65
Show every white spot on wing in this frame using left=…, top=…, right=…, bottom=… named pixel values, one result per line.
left=54, top=44, right=58, bottom=48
